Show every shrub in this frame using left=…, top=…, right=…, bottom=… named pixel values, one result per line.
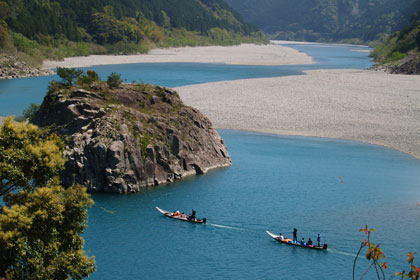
left=56, top=67, right=83, bottom=86
left=77, top=70, right=100, bottom=85
left=107, top=72, right=122, bottom=88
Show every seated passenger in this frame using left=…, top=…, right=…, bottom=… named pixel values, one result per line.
left=301, top=238, right=305, bottom=246
left=181, top=212, right=186, bottom=218
left=278, top=233, right=284, bottom=241
left=308, top=238, right=313, bottom=246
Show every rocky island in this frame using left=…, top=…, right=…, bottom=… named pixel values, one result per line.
left=33, top=75, right=231, bottom=193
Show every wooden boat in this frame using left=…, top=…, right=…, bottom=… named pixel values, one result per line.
left=266, top=231, right=328, bottom=250
left=156, top=207, right=206, bottom=224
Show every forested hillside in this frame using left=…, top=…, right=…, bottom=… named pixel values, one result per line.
left=225, top=0, right=420, bottom=43
left=371, top=9, right=420, bottom=74
left=0, top=0, right=264, bottom=65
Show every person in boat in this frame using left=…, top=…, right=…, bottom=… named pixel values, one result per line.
left=188, top=209, right=196, bottom=221
left=308, top=238, right=313, bottom=246
left=278, top=233, right=284, bottom=241
left=317, top=233, right=321, bottom=247
left=181, top=212, right=186, bottom=218
left=301, top=238, right=305, bottom=246
left=293, top=228, right=298, bottom=243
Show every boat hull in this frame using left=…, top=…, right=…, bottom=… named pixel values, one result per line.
left=156, top=207, right=206, bottom=224
left=266, top=231, right=328, bottom=250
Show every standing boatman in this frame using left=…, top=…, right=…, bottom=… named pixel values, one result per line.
left=293, top=228, right=298, bottom=243
left=317, top=233, right=321, bottom=247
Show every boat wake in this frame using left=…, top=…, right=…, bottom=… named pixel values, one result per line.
left=210, top=223, right=247, bottom=231
left=328, top=248, right=357, bottom=257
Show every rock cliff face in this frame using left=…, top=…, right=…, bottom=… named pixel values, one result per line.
left=373, top=54, right=420, bottom=75
left=33, top=82, right=231, bottom=193
left=389, top=54, right=420, bottom=75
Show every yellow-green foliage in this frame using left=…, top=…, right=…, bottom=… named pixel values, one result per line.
left=0, top=117, right=65, bottom=196
left=0, top=184, right=96, bottom=280
left=0, top=117, right=95, bottom=279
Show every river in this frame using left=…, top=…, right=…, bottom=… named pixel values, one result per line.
left=1, top=43, right=419, bottom=279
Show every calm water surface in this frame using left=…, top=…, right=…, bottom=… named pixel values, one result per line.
left=0, top=43, right=372, bottom=116
left=1, top=43, right=418, bottom=279
left=86, top=131, right=420, bottom=279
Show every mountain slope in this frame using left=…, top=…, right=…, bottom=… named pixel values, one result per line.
left=225, top=0, right=418, bottom=42
left=372, top=9, right=420, bottom=74
left=0, top=0, right=264, bottom=64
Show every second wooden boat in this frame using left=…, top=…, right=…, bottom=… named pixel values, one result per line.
left=266, top=231, right=328, bottom=250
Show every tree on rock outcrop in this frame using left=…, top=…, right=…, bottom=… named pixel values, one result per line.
left=56, top=67, right=83, bottom=86
left=107, top=72, right=122, bottom=88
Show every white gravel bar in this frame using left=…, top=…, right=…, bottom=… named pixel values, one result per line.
left=42, top=43, right=313, bottom=69
left=176, top=69, right=420, bottom=160
left=35, top=42, right=420, bottom=159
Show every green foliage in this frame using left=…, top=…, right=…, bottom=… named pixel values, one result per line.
left=77, top=70, right=100, bottom=86
left=0, top=1, right=8, bottom=20
left=56, top=67, right=83, bottom=86
left=226, top=0, right=419, bottom=42
left=0, top=184, right=96, bottom=280
left=0, top=117, right=95, bottom=279
left=12, top=32, right=41, bottom=55
left=0, top=24, right=7, bottom=47
left=0, top=0, right=265, bottom=66
left=107, top=72, right=122, bottom=88
left=0, top=117, right=66, bottom=196
left=23, top=103, right=41, bottom=120
left=47, top=80, right=65, bottom=94
left=371, top=12, right=420, bottom=64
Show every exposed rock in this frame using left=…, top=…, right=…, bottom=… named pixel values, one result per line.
left=0, top=55, right=54, bottom=79
left=33, top=82, right=232, bottom=193
left=372, top=53, right=420, bottom=75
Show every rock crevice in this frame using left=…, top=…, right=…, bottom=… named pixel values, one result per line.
left=33, top=83, right=231, bottom=193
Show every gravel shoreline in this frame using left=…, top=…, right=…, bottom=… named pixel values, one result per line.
left=5, top=42, right=419, bottom=160
left=42, top=43, right=313, bottom=69
left=176, top=69, right=420, bottom=160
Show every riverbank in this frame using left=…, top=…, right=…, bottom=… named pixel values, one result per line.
left=42, top=43, right=313, bottom=69
left=175, top=69, right=420, bottom=160
left=0, top=55, right=54, bottom=80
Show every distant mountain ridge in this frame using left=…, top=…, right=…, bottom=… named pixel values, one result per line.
left=225, top=0, right=420, bottom=43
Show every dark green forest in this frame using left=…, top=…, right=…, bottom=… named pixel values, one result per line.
left=225, top=0, right=420, bottom=43
left=0, top=0, right=265, bottom=63
left=372, top=8, right=420, bottom=64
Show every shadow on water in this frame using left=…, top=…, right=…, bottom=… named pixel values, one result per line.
left=84, top=130, right=420, bottom=280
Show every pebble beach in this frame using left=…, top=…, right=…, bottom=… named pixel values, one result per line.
left=40, top=42, right=420, bottom=159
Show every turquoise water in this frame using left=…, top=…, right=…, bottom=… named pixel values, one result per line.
left=86, top=131, right=420, bottom=279
left=2, top=43, right=418, bottom=279
left=0, top=43, right=372, bottom=116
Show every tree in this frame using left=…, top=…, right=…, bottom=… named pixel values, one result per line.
left=56, top=67, right=83, bottom=86
left=0, top=117, right=65, bottom=196
left=107, top=72, right=122, bottom=88
left=0, top=117, right=96, bottom=279
left=0, top=184, right=96, bottom=280
left=76, top=70, right=100, bottom=86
